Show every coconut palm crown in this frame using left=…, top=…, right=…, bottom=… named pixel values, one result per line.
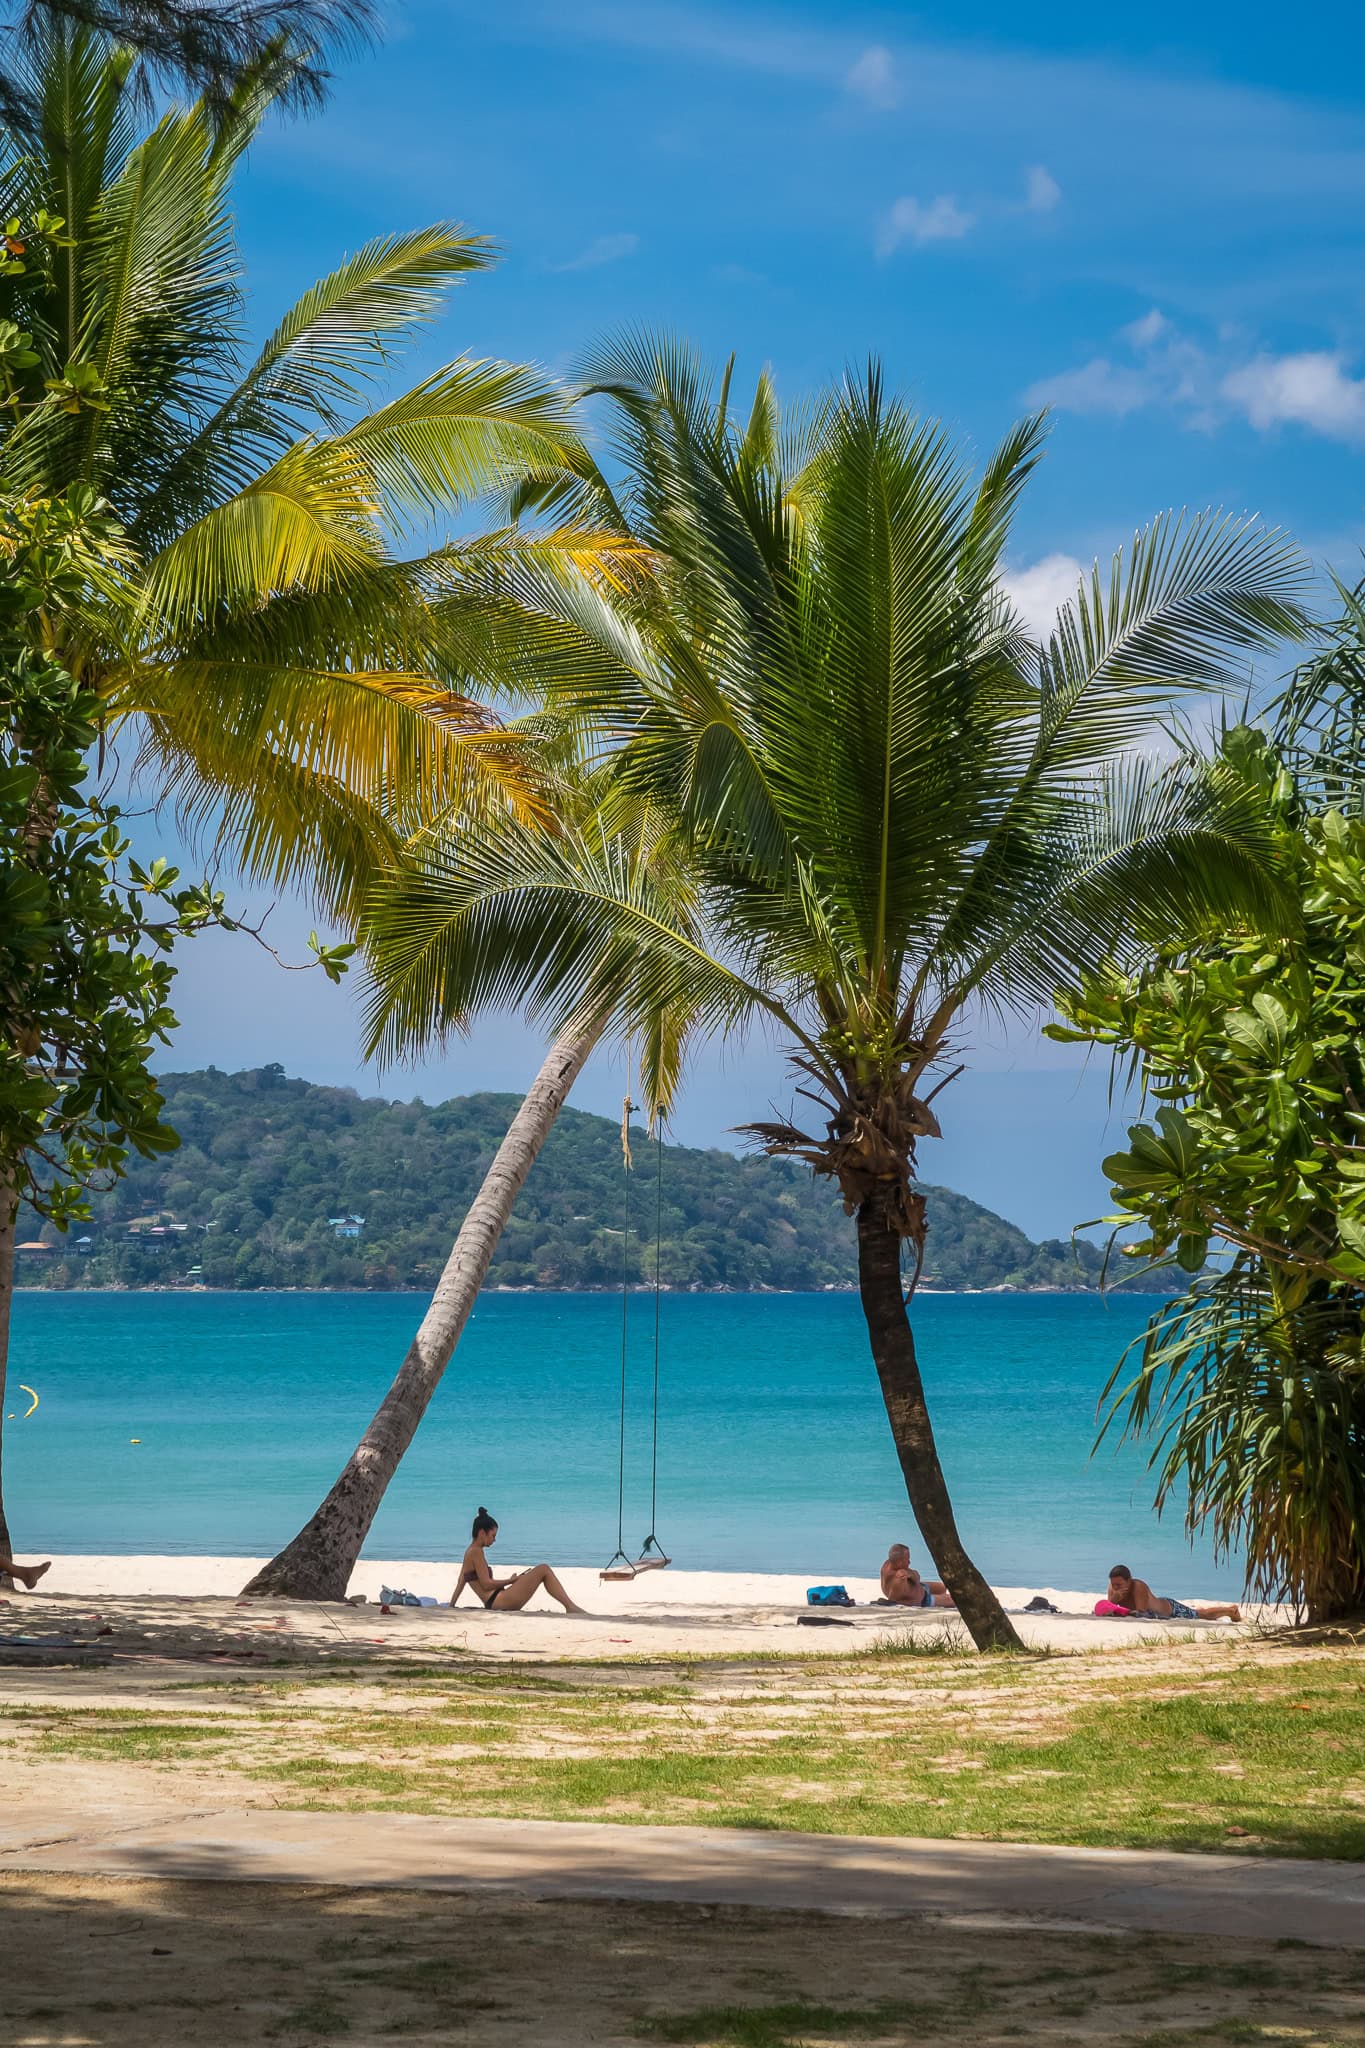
left=362, top=340, right=1310, bottom=1648
left=0, top=23, right=591, bottom=920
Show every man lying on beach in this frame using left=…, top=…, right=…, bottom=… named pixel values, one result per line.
left=0, top=1554, right=50, bottom=1591
left=1105, top=1564, right=1240, bottom=1623
left=880, top=1543, right=955, bottom=1609
left=452, top=1506, right=586, bottom=1614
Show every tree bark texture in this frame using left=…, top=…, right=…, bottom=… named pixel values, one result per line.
left=855, top=1196, right=1024, bottom=1652
left=241, top=1025, right=599, bottom=1600
left=0, top=1179, right=16, bottom=1562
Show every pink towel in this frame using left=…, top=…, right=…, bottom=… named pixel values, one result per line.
left=1094, top=1597, right=1132, bottom=1616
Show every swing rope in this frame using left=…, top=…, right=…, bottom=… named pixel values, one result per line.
left=601, top=1099, right=671, bottom=1581
left=639, top=1118, right=665, bottom=1562
left=604, top=1095, right=635, bottom=1576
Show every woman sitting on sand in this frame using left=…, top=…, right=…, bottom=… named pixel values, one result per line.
left=1105, top=1564, right=1240, bottom=1623
left=880, top=1542, right=955, bottom=1609
left=453, top=1508, right=586, bottom=1614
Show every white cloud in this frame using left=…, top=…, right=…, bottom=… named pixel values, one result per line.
left=552, top=232, right=640, bottom=273
left=1025, top=356, right=1155, bottom=416
left=1122, top=307, right=1169, bottom=349
left=877, top=194, right=974, bottom=257
left=1034, top=318, right=1365, bottom=447
left=1002, top=554, right=1085, bottom=638
left=845, top=43, right=900, bottom=110
left=1222, top=350, right=1365, bottom=441
left=1023, top=164, right=1061, bottom=213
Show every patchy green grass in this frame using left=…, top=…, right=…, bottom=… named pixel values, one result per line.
left=8, top=1645, right=1365, bottom=1858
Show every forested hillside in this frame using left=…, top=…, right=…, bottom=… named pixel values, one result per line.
left=15, top=1065, right=1146, bottom=1294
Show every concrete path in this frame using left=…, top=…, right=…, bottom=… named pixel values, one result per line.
left=4, top=1797, right=1363, bottom=1946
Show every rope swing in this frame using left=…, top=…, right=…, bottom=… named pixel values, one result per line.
left=601, top=1099, right=672, bottom=1582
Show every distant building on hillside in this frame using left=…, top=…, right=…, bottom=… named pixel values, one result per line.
left=328, top=1214, right=365, bottom=1241
left=15, top=1240, right=51, bottom=1257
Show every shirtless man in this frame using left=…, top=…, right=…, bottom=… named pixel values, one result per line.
left=880, top=1542, right=955, bottom=1609
left=0, top=1554, right=50, bottom=1591
left=1107, top=1563, right=1240, bottom=1622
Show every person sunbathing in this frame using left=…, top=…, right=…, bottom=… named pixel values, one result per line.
left=1105, top=1564, right=1240, bottom=1622
left=0, top=1553, right=50, bottom=1590
left=880, top=1542, right=955, bottom=1609
left=453, top=1507, right=586, bottom=1614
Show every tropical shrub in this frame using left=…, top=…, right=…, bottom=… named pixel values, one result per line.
left=1051, top=730, right=1365, bottom=1618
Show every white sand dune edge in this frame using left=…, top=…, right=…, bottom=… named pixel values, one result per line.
left=11, top=1556, right=1273, bottom=1657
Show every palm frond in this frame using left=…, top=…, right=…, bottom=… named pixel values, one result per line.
left=133, top=435, right=385, bottom=631
left=1033, top=511, right=1309, bottom=773
left=360, top=812, right=799, bottom=1072
left=338, top=357, right=583, bottom=527
left=142, top=225, right=496, bottom=535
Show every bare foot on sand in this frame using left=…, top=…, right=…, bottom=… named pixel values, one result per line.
left=6, top=1560, right=51, bottom=1590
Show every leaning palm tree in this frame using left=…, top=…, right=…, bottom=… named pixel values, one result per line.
left=243, top=756, right=693, bottom=1600
left=360, top=343, right=1308, bottom=1650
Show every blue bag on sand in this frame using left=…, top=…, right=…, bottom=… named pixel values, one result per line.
left=806, top=1584, right=854, bottom=1607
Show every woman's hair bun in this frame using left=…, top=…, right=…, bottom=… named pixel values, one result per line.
left=477, top=1505, right=487, bottom=1516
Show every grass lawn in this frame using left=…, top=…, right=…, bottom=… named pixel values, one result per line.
left=6, top=1630, right=1364, bottom=1858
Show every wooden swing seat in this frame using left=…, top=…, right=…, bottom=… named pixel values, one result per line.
left=600, top=1551, right=672, bottom=1582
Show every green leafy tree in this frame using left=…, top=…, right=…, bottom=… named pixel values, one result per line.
left=0, top=485, right=338, bottom=1556
left=1053, top=734, right=1365, bottom=1620
left=359, top=344, right=1308, bottom=1650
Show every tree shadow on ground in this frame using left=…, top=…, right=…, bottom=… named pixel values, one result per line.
left=2, top=1868, right=1363, bottom=2048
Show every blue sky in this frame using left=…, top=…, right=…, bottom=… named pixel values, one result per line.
left=158, top=0, right=1365, bottom=1238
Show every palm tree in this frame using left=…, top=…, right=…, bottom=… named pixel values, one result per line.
left=360, top=343, right=1308, bottom=1650
left=0, top=26, right=590, bottom=916
left=0, top=0, right=375, bottom=138
left=0, top=25, right=601, bottom=1552
left=243, top=761, right=692, bottom=1600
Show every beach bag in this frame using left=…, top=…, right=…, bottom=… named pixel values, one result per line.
left=380, top=1585, right=422, bottom=1608
left=806, top=1584, right=854, bottom=1607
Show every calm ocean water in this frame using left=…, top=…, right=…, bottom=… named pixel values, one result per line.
left=3, top=1289, right=1242, bottom=1597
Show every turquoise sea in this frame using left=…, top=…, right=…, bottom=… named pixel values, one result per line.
left=4, top=1289, right=1242, bottom=1597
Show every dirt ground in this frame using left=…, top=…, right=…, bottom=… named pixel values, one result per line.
left=4, top=1871, right=1364, bottom=2047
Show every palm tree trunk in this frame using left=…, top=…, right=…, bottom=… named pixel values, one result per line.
left=241, top=1024, right=599, bottom=1600
left=0, top=1178, right=17, bottom=1564
left=855, top=1198, right=1023, bottom=1652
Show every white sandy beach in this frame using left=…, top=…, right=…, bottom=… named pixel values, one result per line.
left=2, top=1555, right=1268, bottom=1660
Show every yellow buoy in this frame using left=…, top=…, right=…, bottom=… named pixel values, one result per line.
left=130, top=1438, right=141, bottom=1445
